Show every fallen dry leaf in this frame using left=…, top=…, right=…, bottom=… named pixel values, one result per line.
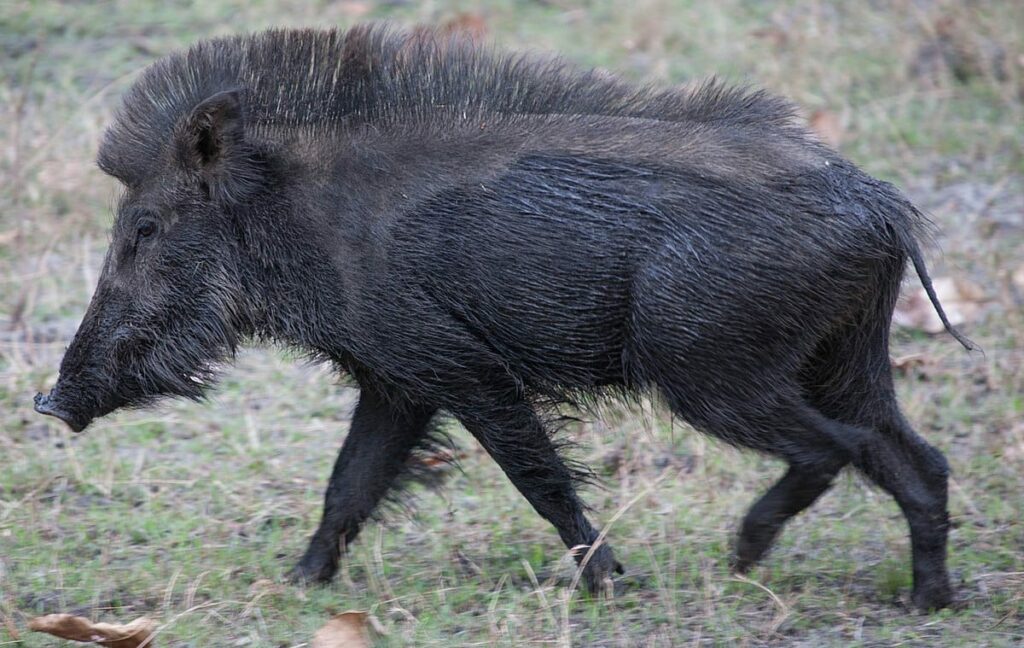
left=439, top=13, right=489, bottom=42
left=337, top=1, right=372, bottom=18
left=891, top=352, right=930, bottom=375
left=28, top=614, right=156, bottom=648
left=893, top=277, right=984, bottom=334
left=312, top=611, right=370, bottom=648
left=808, top=109, right=843, bottom=148
left=1012, top=263, right=1024, bottom=291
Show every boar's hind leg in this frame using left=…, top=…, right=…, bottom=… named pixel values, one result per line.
left=801, top=324, right=954, bottom=610
left=457, top=400, right=623, bottom=595
left=852, top=412, right=954, bottom=610
left=288, top=385, right=436, bottom=585
left=736, top=397, right=953, bottom=610
left=683, top=397, right=852, bottom=573
left=732, top=449, right=847, bottom=574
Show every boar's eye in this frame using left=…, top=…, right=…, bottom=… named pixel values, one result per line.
left=135, top=218, right=158, bottom=244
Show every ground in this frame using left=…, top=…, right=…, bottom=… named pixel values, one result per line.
left=1, top=1, right=1022, bottom=646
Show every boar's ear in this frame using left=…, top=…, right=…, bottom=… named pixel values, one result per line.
left=176, top=90, right=251, bottom=198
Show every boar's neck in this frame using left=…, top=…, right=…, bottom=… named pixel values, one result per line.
left=235, top=126, right=524, bottom=363
left=231, top=170, right=348, bottom=356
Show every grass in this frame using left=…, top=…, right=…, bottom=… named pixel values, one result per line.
left=2, top=0, right=1023, bottom=645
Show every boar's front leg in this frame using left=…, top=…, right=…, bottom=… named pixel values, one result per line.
left=458, top=398, right=624, bottom=595
left=288, top=385, right=436, bottom=584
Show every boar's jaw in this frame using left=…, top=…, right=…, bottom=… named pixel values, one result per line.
left=33, top=391, right=92, bottom=433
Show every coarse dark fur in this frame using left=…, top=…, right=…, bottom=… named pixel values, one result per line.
left=34, top=25, right=974, bottom=610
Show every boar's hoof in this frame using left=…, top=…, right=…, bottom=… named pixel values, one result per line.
left=728, top=552, right=757, bottom=575
left=580, top=545, right=624, bottom=597
left=911, top=579, right=957, bottom=612
left=286, top=552, right=338, bottom=586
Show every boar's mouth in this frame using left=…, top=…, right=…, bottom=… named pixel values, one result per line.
left=33, top=391, right=93, bottom=433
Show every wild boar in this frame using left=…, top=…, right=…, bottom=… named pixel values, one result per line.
left=34, top=25, right=973, bottom=610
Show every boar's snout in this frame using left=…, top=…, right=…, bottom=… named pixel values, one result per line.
left=33, top=390, right=93, bottom=433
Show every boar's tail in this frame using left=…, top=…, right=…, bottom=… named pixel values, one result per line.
left=902, top=221, right=978, bottom=352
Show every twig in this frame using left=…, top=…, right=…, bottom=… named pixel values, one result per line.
left=731, top=572, right=791, bottom=635
left=567, top=467, right=674, bottom=595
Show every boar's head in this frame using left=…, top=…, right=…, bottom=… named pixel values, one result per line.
left=35, top=89, right=264, bottom=432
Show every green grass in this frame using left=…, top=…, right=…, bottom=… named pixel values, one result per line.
left=2, top=0, right=1023, bottom=645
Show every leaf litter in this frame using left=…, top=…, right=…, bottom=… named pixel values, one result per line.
left=28, top=614, right=156, bottom=648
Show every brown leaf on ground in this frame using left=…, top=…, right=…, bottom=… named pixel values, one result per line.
left=1012, top=264, right=1024, bottom=291
left=337, top=1, right=373, bottom=18
left=312, top=611, right=370, bottom=648
left=808, top=109, right=843, bottom=148
left=439, top=13, right=489, bottom=42
left=891, top=353, right=930, bottom=375
left=893, top=277, right=984, bottom=334
left=28, top=614, right=156, bottom=648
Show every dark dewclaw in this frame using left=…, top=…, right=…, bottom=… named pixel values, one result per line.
left=34, top=24, right=972, bottom=611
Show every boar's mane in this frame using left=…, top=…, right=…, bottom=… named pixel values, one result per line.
left=97, top=24, right=801, bottom=185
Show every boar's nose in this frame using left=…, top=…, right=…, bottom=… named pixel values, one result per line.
left=33, top=391, right=91, bottom=433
